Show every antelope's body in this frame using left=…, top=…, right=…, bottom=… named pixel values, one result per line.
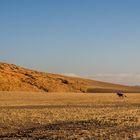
left=116, top=92, right=127, bottom=98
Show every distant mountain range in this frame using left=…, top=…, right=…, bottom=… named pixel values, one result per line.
left=0, top=62, right=140, bottom=93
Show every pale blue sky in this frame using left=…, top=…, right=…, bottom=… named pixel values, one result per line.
left=0, top=0, right=140, bottom=84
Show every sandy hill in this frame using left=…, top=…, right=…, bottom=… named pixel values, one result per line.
left=0, top=62, right=140, bottom=93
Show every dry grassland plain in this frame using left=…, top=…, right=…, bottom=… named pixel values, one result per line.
left=0, top=92, right=140, bottom=140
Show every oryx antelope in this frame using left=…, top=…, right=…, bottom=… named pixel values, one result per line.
left=116, top=92, right=127, bottom=98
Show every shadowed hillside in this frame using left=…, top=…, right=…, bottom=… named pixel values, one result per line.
left=0, top=62, right=140, bottom=93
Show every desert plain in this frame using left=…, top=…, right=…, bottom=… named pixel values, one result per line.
left=0, top=62, right=140, bottom=139
left=0, top=92, right=140, bottom=140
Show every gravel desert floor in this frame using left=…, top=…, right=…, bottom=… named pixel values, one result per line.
left=0, top=92, right=140, bottom=140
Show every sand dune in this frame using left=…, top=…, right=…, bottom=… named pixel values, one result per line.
left=0, top=62, right=140, bottom=93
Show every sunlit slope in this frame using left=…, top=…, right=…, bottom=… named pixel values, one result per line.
left=0, top=62, right=140, bottom=93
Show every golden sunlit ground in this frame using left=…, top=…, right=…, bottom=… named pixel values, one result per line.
left=0, top=92, right=140, bottom=139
